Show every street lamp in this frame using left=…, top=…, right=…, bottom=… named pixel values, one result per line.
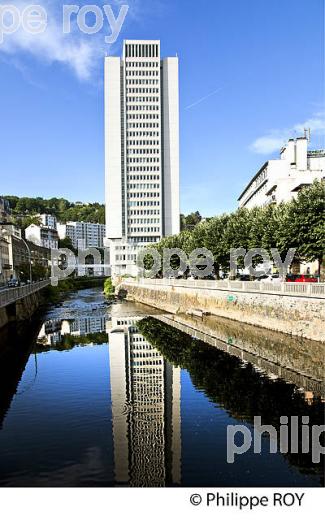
left=21, top=236, right=33, bottom=283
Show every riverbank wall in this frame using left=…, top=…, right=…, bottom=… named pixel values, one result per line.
left=0, top=291, right=42, bottom=329
left=119, top=280, right=325, bottom=343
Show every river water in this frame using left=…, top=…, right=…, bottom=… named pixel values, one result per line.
left=0, top=288, right=323, bottom=487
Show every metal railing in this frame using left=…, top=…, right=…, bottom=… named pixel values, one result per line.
left=127, top=278, right=325, bottom=298
left=0, top=280, right=50, bottom=309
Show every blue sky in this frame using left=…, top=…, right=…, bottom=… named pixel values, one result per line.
left=0, top=0, right=324, bottom=216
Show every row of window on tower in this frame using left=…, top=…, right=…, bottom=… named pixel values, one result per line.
left=127, top=87, right=160, bottom=94
left=127, top=96, right=159, bottom=102
left=128, top=183, right=159, bottom=189
left=127, top=174, right=160, bottom=180
left=128, top=157, right=160, bottom=163
left=126, top=70, right=159, bottom=77
left=127, top=105, right=160, bottom=112
left=128, top=148, right=160, bottom=155
left=125, top=44, right=159, bottom=58
left=126, top=79, right=159, bottom=85
left=128, top=226, right=160, bottom=233
left=128, top=209, right=160, bottom=216
left=127, top=114, right=160, bottom=120
left=127, top=122, right=159, bottom=128
left=126, top=61, right=159, bottom=68
left=127, top=167, right=160, bottom=173
left=128, top=218, right=160, bottom=225
left=131, top=350, right=162, bottom=358
left=129, top=236, right=160, bottom=243
left=127, top=140, right=160, bottom=146
left=128, top=192, right=160, bottom=198
left=128, top=201, right=160, bottom=207
left=131, top=360, right=163, bottom=367
left=127, top=131, right=160, bottom=137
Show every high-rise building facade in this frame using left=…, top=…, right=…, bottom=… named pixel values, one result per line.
left=105, top=40, right=180, bottom=276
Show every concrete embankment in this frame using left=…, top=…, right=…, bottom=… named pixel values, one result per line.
left=0, top=291, right=42, bottom=329
left=120, top=281, right=325, bottom=342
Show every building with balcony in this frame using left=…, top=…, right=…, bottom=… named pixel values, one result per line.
left=0, top=197, right=11, bottom=222
left=238, top=135, right=325, bottom=209
left=39, top=214, right=57, bottom=230
left=57, top=221, right=106, bottom=249
left=0, top=235, right=11, bottom=285
left=25, top=224, right=59, bottom=250
left=0, top=224, right=50, bottom=283
left=0, top=199, right=14, bottom=285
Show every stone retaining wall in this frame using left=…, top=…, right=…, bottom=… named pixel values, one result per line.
left=0, top=292, right=42, bottom=330
left=121, top=282, right=325, bottom=342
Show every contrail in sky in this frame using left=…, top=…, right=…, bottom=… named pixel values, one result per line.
left=185, top=87, right=223, bottom=110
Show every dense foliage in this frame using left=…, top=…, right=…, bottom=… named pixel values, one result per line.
left=104, top=277, right=115, bottom=296
left=180, top=211, right=202, bottom=230
left=18, top=262, right=48, bottom=282
left=43, top=276, right=104, bottom=303
left=147, top=181, right=325, bottom=276
left=4, top=195, right=105, bottom=226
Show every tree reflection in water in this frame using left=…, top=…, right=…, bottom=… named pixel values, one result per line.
left=138, top=317, right=324, bottom=482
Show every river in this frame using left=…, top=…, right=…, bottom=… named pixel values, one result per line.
left=0, top=287, right=323, bottom=487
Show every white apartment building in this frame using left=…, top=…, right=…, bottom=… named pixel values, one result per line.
left=238, top=135, right=325, bottom=208
left=105, top=40, right=180, bottom=276
left=57, top=221, right=106, bottom=249
left=39, top=214, right=57, bottom=230
left=25, top=224, right=59, bottom=249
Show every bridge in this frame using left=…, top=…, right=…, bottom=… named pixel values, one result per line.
left=0, top=280, right=50, bottom=330
left=0, top=280, right=50, bottom=309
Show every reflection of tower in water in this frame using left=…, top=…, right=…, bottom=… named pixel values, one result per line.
left=108, top=305, right=181, bottom=486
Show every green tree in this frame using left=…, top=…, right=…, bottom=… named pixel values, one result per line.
left=104, top=277, right=115, bottom=296
left=204, top=214, right=230, bottom=277
left=277, top=181, right=325, bottom=276
left=180, top=211, right=202, bottom=231
left=58, top=236, right=77, bottom=254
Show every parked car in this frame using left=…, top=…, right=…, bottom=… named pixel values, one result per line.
left=294, top=274, right=318, bottom=283
left=258, top=274, right=282, bottom=283
left=257, top=275, right=273, bottom=282
left=7, top=278, right=20, bottom=287
left=285, top=274, right=299, bottom=282
left=237, top=274, right=251, bottom=281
